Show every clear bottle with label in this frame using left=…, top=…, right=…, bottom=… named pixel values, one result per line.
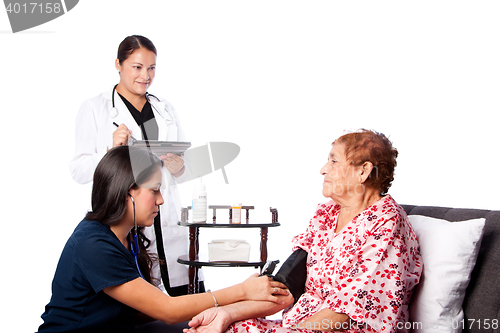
left=192, top=181, right=207, bottom=223
left=231, top=203, right=242, bottom=224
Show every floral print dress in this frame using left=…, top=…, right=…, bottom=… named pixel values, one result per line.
left=226, top=195, right=422, bottom=333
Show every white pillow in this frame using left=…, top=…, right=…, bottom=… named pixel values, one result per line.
left=408, top=215, right=486, bottom=333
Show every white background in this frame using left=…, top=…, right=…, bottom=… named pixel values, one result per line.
left=1, top=1, right=499, bottom=331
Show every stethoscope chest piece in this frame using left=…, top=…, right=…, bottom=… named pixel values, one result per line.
left=109, top=107, right=118, bottom=118
left=109, top=84, right=119, bottom=118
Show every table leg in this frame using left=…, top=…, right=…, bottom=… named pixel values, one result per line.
left=188, top=226, right=199, bottom=294
left=188, top=266, right=196, bottom=295
left=260, top=227, right=268, bottom=263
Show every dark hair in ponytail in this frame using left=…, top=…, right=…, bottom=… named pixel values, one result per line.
left=117, top=35, right=157, bottom=65
left=86, top=145, right=163, bottom=286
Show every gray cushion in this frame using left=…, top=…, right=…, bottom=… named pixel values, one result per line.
left=402, top=205, right=500, bottom=333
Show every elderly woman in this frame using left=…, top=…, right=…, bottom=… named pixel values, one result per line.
left=185, top=129, right=422, bottom=333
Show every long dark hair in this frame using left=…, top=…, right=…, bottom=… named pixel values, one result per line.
left=117, top=35, right=157, bottom=65
left=86, top=146, right=163, bottom=286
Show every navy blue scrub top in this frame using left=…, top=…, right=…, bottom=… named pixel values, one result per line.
left=38, top=219, right=141, bottom=333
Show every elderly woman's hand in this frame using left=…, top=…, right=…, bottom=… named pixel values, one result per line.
left=161, top=153, right=185, bottom=176
left=183, top=307, right=232, bottom=333
left=240, top=273, right=290, bottom=304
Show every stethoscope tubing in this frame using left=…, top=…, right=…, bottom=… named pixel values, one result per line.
left=110, top=84, right=166, bottom=118
left=128, top=194, right=145, bottom=280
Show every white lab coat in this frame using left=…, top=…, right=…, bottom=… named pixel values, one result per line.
left=69, top=86, right=191, bottom=289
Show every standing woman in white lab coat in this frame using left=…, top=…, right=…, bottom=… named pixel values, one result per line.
left=69, top=35, right=202, bottom=296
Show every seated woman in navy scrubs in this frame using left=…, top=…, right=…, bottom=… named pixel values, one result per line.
left=38, top=146, right=292, bottom=333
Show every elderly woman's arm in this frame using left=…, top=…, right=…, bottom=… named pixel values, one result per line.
left=185, top=302, right=351, bottom=333
left=185, top=297, right=295, bottom=333
left=298, top=309, right=353, bottom=332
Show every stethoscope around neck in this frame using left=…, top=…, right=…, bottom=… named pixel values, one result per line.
left=128, top=193, right=145, bottom=280
left=109, top=84, right=163, bottom=119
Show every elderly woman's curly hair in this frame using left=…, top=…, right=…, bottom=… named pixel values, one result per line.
left=334, top=129, right=398, bottom=195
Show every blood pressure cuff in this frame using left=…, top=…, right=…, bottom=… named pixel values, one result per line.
left=272, top=248, right=308, bottom=304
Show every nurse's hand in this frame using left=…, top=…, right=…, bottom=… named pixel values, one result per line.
left=113, top=123, right=132, bottom=147
left=161, top=153, right=185, bottom=176
left=240, top=273, right=290, bottom=303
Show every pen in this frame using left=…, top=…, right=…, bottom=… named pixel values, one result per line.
left=113, top=122, right=138, bottom=143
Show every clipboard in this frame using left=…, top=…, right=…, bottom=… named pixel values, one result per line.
left=131, top=140, right=191, bottom=156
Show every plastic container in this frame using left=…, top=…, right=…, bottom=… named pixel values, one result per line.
left=192, top=181, right=207, bottom=223
left=231, top=203, right=242, bottom=224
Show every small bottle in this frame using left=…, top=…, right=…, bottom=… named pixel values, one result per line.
left=231, top=203, right=242, bottom=224
left=192, top=180, right=207, bottom=223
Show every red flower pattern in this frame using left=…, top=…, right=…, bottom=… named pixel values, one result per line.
left=226, top=195, right=422, bottom=333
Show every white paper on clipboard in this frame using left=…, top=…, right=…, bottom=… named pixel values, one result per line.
left=131, top=140, right=191, bottom=156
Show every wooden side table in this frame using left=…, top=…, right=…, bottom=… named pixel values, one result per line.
left=177, top=206, right=280, bottom=294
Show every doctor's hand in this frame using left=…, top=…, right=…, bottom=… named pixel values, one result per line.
left=161, top=153, right=185, bottom=176
left=113, top=123, right=132, bottom=147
